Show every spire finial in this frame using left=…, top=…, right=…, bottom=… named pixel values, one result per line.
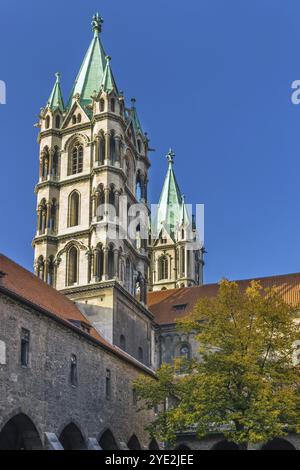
left=55, top=72, right=61, bottom=83
left=92, top=12, right=103, bottom=36
left=167, top=148, right=175, bottom=165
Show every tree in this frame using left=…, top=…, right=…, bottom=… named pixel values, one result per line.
left=134, top=280, right=300, bottom=447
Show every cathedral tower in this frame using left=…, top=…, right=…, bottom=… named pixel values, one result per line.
left=33, top=14, right=153, bottom=365
left=149, top=150, right=204, bottom=291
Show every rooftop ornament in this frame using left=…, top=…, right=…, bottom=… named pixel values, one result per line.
left=92, top=12, right=104, bottom=36
left=167, top=148, right=175, bottom=165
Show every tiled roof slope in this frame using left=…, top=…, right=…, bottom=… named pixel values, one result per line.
left=0, top=254, right=154, bottom=375
left=148, top=273, right=300, bottom=325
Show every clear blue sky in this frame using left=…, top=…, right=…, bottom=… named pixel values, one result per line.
left=1, top=0, right=300, bottom=284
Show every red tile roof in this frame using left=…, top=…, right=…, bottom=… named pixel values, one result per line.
left=148, top=273, right=300, bottom=325
left=0, top=254, right=154, bottom=375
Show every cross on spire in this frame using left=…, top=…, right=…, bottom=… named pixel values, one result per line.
left=92, top=12, right=103, bottom=36
left=167, top=148, right=175, bottom=165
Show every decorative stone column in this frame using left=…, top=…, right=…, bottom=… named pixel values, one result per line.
left=39, top=158, right=43, bottom=181
left=104, top=187, right=110, bottom=217
left=114, top=249, right=119, bottom=279
left=115, top=136, right=121, bottom=166
left=114, top=190, right=120, bottom=218
left=105, top=132, right=110, bottom=165
left=41, top=209, right=47, bottom=234
left=103, top=246, right=109, bottom=280
left=46, top=202, right=51, bottom=230
left=37, top=207, right=42, bottom=234
left=94, top=138, right=99, bottom=165
left=93, top=248, right=98, bottom=281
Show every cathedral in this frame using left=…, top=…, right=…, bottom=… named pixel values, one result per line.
left=32, top=13, right=203, bottom=362
left=0, top=13, right=300, bottom=451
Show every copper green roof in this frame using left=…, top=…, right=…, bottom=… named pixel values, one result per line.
left=129, top=98, right=145, bottom=137
left=47, top=72, right=64, bottom=112
left=101, top=55, right=119, bottom=94
left=154, top=149, right=183, bottom=239
left=68, top=13, right=107, bottom=108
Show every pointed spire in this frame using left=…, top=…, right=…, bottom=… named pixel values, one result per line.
left=180, top=194, right=191, bottom=226
left=101, top=55, right=119, bottom=94
left=68, top=13, right=107, bottom=108
left=47, top=72, right=64, bottom=112
left=153, top=149, right=183, bottom=239
left=130, top=98, right=145, bottom=136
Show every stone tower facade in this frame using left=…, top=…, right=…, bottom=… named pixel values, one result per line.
left=33, top=14, right=153, bottom=365
left=149, top=150, right=204, bottom=291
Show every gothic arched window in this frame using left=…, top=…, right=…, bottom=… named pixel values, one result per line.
left=41, top=147, right=50, bottom=180
left=72, top=115, right=77, bottom=125
left=55, top=115, right=61, bottom=129
left=108, top=245, right=115, bottom=280
left=52, top=146, right=59, bottom=177
left=68, top=191, right=80, bottom=227
left=136, top=172, right=143, bottom=201
left=50, top=198, right=57, bottom=232
left=98, top=134, right=105, bottom=165
left=110, top=132, right=116, bottom=164
left=111, top=98, right=115, bottom=112
left=95, top=185, right=105, bottom=220
left=70, top=144, right=83, bottom=175
left=67, top=246, right=78, bottom=286
left=45, top=115, right=50, bottom=129
left=158, top=256, right=168, bottom=281
left=96, top=244, right=104, bottom=280
left=100, top=98, right=105, bottom=112
left=37, top=255, right=45, bottom=280
left=137, top=139, right=141, bottom=153
left=47, top=255, right=55, bottom=286
left=77, top=114, right=82, bottom=123
left=39, top=198, right=47, bottom=234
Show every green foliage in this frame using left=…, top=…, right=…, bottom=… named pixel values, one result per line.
left=134, top=280, right=300, bottom=445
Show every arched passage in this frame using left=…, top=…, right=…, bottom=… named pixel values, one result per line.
left=127, top=434, right=141, bottom=450
left=99, top=429, right=118, bottom=450
left=261, top=438, right=296, bottom=450
left=175, top=444, right=191, bottom=450
left=0, top=413, right=43, bottom=450
left=59, top=423, right=86, bottom=450
left=149, top=438, right=159, bottom=450
left=211, top=440, right=240, bottom=450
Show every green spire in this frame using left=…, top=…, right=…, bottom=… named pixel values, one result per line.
left=47, top=72, right=64, bottom=112
left=180, top=194, right=191, bottom=226
left=154, top=149, right=183, bottom=239
left=68, top=13, right=107, bottom=108
left=101, top=55, right=119, bottom=94
left=130, top=98, right=145, bottom=136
